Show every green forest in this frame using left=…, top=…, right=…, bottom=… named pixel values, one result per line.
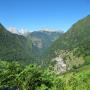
left=0, top=60, right=90, bottom=90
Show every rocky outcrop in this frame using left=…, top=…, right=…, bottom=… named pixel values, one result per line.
left=52, top=56, right=66, bottom=74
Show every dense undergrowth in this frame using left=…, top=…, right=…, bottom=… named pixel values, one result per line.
left=0, top=60, right=90, bottom=90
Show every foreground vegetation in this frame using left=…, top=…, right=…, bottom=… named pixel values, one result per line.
left=0, top=60, right=90, bottom=90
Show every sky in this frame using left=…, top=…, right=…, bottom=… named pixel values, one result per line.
left=0, top=0, right=90, bottom=32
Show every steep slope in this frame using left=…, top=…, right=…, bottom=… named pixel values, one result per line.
left=44, top=15, right=90, bottom=68
left=0, top=23, right=34, bottom=64
left=26, top=30, right=63, bottom=56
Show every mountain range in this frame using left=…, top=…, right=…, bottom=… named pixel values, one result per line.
left=0, top=15, right=90, bottom=68
left=0, top=24, right=62, bottom=64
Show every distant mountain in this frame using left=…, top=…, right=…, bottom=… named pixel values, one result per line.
left=8, top=27, right=29, bottom=35
left=8, top=27, right=63, bottom=53
left=0, top=23, right=34, bottom=64
left=26, top=30, right=63, bottom=56
left=43, top=15, right=90, bottom=68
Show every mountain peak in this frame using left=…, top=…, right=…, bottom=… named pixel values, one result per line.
left=0, top=23, right=7, bottom=33
left=40, top=29, right=57, bottom=32
left=86, top=15, right=90, bottom=17
left=0, top=23, right=4, bottom=29
left=83, top=15, right=90, bottom=20
left=8, top=27, right=29, bottom=35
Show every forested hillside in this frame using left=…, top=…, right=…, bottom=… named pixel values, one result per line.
left=0, top=60, right=90, bottom=90
left=0, top=23, right=34, bottom=64
left=0, top=23, right=62, bottom=65
left=43, top=15, right=90, bottom=68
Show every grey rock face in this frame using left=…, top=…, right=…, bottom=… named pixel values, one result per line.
left=53, top=56, right=66, bottom=74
